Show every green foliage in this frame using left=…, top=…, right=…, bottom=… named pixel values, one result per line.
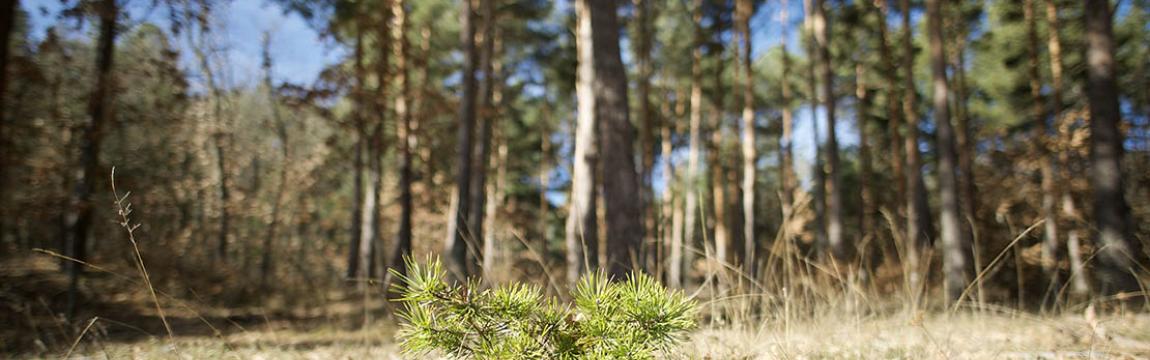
left=391, top=257, right=697, bottom=360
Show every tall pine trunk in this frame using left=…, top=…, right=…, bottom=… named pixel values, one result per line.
left=347, top=29, right=366, bottom=280
left=260, top=33, right=288, bottom=288
left=927, top=0, right=967, bottom=302
left=468, top=0, right=496, bottom=277
left=445, top=0, right=480, bottom=281
left=1044, top=0, right=1089, bottom=297
left=389, top=0, right=414, bottom=294
left=1024, top=0, right=1060, bottom=299
left=803, top=0, right=827, bottom=256
left=633, top=0, right=657, bottom=273
left=566, top=0, right=600, bottom=285
left=586, top=0, right=642, bottom=279
left=0, top=0, right=17, bottom=225
left=65, top=0, right=117, bottom=320
left=737, top=0, right=756, bottom=272
left=1084, top=0, right=1142, bottom=296
left=813, top=0, right=844, bottom=261
left=900, top=0, right=933, bottom=298
left=678, top=0, right=705, bottom=288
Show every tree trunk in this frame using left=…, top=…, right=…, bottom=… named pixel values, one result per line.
left=778, top=2, right=795, bottom=231
left=389, top=0, right=414, bottom=293
left=662, top=86, right=685, bottom=285
left=679, top=0, right=705, bottom=288
left=586, top=0, right=642, bottom=279
left=813, top=0, right=844, bottom=261
left=633, top=0, right=657, bottom=274
left=1044, top=0, right=1087, bottom=298
left=951, top=31, right=976, bottom=248
left=566, top=0, right=601, bottom=286
left=737, top=0, right=756, bottom=272
left=1024, top=0, right=1060, bottom=298
left=0, top=0, right=17, bottom=223
left=874, top=0, right=904, bottom=232
left=804, top=0, right=827, bottom=257
left=900, top=0, right=932, bottom=296
left=927, top=0, right=967, bottom=302
left=856, top=63, right=874, bottom=254
left=347, top=29, right=367, bottom=280
left=468, top=0, right=496, bottom=277
left=538, top=103, right=552, bottom=262
left=65, top=0, right=117, bottom=320
left=445, top=0, right=480, bottom=281
left=707, top=11, right=729, bottom=270
left=1084, top=0, right=1142, bottom=296
left=260, top=32, right=288, bottom=288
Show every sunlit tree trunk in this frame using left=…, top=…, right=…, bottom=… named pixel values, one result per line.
left=1084, top=0, right=1142, bottom=296
left=1024, top=0, right=1060, bottom=300
left=900, top=0, right=932, bottom=297
left=803, top=0, right=827, bottom=256
left=664, top=86, right=686, bottom=286
left=1044, top=0, right=1088, bottom=297
left=566, top=0, right=600, bottom=286
left=927, top=0, right=967, bottom=302
left=736, top=0, right=756, bottom=272
left=679, top=0, right=705, bottom=288
left=778, top=5, right=796, bottom=239
left=389, top=0, right=414, bottom=294
left=707, top=10, right=730, bottom=270
left=813, top=0, right=844, bottom=261
left=445, top=0, right=480, bottom=281
left=65, top=0, right=117, bottom=320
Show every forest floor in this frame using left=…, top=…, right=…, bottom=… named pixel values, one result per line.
left=5, top=254, right=1150, bottom=359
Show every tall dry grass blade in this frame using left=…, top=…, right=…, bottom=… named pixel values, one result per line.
left=111, top=167, right=174, bottom=341
left=63, top=316, right=98, bottom=358
left=950, top=219, right=1044, bottom=314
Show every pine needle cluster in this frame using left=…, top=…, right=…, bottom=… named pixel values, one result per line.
left=390, top=257, right=697, bottom=359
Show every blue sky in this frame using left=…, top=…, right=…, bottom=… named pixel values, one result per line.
left=22, top=0, right=344, bottom=87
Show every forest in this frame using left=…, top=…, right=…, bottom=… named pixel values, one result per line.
left=1, top=0, right=1150, bottom=357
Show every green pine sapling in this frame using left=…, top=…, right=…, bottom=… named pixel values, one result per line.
left=390, top=257, right=696, bottom=359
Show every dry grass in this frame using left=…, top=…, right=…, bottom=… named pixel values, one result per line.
left=37, top=311, right=1147, bottom=359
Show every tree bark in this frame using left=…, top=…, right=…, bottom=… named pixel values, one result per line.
left=813, top=0, right=844, bottom=261
left=260, top=32, right=289, bottom=288
left=1084, top=0, right=1142, bottom=296
left=566, top=0, right=600, bottom=286
left=633, top=0, right=657, bottom=274
left=65, top=0, right=117, bottom=320
left=0, top=0, right=17, bottom=218
left=900, top=0, right=932, bottom=296
left=1024, top=0, right=1060, bottom=297
left=389, top=0, right=414, bottom=295
left=779, top=8, right=795, bottom=235
left=586, top=0, right=642, bottom=279
left=468, top=0, right=496, bottom=277
left=803, top=0, right=827, bottom=256
left=927, top=0, right=967, bottom=302
left=856, top=63, right=874, bottom=253
left=445, top=0, right=480, bottom=281
left=1044, top=0, right=1088, bottom=297
left=874, top=0, right=904, bottom=231
left=679, top=0, right=705, bottom=288
left=737, top=0, right=756, bottom=272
